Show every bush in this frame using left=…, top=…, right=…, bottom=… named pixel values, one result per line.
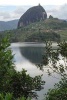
left=45, top=78, right=67, bottom=100
left=0, top=37, right=45, bottom=99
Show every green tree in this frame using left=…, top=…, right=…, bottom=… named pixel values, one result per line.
left=0, top=93, right=31, bottom=100
left=0, top=37, right=45, bottom=99
left=45, top=78, right=67, bottom=100
left=0, top=37, right=14, bottom=92
left=49, top=15, right=53, bottom=19
left=42, top=41, right=67, bottom=100
left=42, top=41, right=67, bottom=77
left=9, top=69, right=45, bottom=99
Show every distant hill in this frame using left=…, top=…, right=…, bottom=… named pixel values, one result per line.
left=0, top=19, right=18, bottom=31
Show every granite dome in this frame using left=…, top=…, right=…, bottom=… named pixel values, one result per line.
left=18, top=4, right=47, bottom=28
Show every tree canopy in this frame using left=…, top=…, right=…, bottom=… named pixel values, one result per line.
left=0, top=37, right=45, bottom=99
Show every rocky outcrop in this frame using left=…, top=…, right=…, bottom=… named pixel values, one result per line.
left=18, top=4, right=47, bottom=28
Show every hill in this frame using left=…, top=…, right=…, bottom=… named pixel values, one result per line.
left=0, top=19, right=18, bottom=31
left=1, top=18, right=67, bottom=42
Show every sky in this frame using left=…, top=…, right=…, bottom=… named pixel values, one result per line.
left=0, top=0, right=67, bottom=21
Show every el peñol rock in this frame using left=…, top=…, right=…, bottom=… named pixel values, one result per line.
left=18, top=4, right=47, bottom=28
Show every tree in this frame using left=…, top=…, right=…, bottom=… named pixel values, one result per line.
left=49, top=15, right=53, bottom=19
left=0, top=37, right=45, bottom=99
left=9, top=69, right=45, bottom=99
left=42, top=41, right=67, bottom=100
left=0, top=37, right=14, bottom=92
left=0, top=93, right=31, bottom=100
left=42, top=41, right=67, bottom=77
left=45, top=77, right=67, bottom=100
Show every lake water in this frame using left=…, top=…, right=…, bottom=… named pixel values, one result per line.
left=10, top=42, right=61, bottom=100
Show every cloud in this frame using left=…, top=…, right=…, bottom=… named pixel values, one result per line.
left=46, top=4, right=67, bottom=19
left=0, top=11, right=11, bottom=21
left=0, top=6, right=31, bottom=21
left=13, top=6, right=30, bottom=18
left=14, top=8, right=25, bottom=15
left=0, top=4, right=67, bottom=21
left=57, top=4, right=67, bottom=19
left=10, top=6, right=31, bottom=21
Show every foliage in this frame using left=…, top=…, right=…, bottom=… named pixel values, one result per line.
left=45, top=78, right=67, bottom=100
left=42, top=41, right=67, bottom=77
left=42, top=41, right=67, bottom=100
left=59, top=30, right=67, bottom=41
left=0, top=18, right=67, bottom=42
left=0, top=36, right=14, bottom=92
left=49, top=15, right=53, bottom=19
left=58, top=40, right=67, bottom=57
left=0, top=93, right=13, bottom=100
left=0, top=93, right=31, bottom=100
left=25, top=31, right=60, bottom=42
left=0, top=37, right=45, bottom=99
left=9, top=69, right=45, bottom=99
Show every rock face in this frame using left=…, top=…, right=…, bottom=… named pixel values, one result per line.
left=18, top=4, right=47, bottom=28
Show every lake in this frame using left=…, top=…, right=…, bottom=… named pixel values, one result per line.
left=10, top=42, right=61, bottom=100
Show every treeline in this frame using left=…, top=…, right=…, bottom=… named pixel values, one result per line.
left=25, top=31, right=60, bottom=42
left=0, top=29, right=60, bottom=43
left=0, top=18, right=67, bottom=43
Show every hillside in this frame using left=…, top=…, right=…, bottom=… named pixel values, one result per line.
left=0, top=18, right=67, bottom=42
left=0, top=19, right=18, bottom=31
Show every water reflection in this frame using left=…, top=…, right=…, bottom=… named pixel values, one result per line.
left=11, top=43, right=60, bottom=100
left=11, top=46, right=43, bottom=76
left=20, top=47, right=45, bottom=64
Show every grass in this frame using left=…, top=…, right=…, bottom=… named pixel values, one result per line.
left=58, top=29, right=67, bottom=41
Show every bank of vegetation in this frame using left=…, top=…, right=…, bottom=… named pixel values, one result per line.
left=0, top=18, right=67, bottom=42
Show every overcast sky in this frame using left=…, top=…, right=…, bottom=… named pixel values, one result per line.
left=0, top=0, right=67, bottom=21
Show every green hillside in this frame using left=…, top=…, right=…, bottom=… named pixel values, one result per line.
left=0, top=18, right=67, bottom=42
left=0, top=20, right=18, bottom=31
left=59, top=30, right=67, bottom=41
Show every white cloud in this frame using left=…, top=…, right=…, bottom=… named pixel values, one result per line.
left=0, top=6, right=30, bottom=21
left=46, top=4, right=67, bottom=19
left=0, top=11, right=11, bottom=20
left=0, top=4, right=67, bottom=21
left=14, top=6, right=30, bottom=16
